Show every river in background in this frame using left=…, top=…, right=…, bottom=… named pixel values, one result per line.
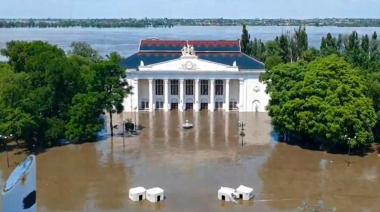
left=0, top=112, right=379, bottom=211
left=0, top=26, right=380, bottom=61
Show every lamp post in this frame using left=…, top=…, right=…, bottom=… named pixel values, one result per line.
left=236, top=103, right=242, bottom=122
left=345, top=134, right=357, bottom=167
left=134, top=107, right=137, bottom=131
left=0, top=134, right=11, bottom=168
left=238, top=120, right=247, bottom=147
left=119, top=120, right=126, bottom=148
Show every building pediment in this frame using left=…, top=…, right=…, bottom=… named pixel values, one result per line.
left=138, top=55, right=239, bottom=72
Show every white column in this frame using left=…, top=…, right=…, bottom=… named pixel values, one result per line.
left=133, top=79, right=139, bottom=110
left=194, top=79, right=199, bottom=111
left=179, top=79, right=184, bottom=112
left=164, top=79, right=169, bottom=111
left=149, top=79, right=153, bottom=112
left=239, top=78, right=244, bottom=112
left=225, top=79, right=230, bottom=112
left=209, top=79, right=215, bottom=111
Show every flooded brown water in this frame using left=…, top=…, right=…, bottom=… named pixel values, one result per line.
left=0, top=111, right=380, bottom=211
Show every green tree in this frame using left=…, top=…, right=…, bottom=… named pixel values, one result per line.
left=320, top=33, right=338, bottom=56
left=301, top=47, right=319, bottom=62
left=88, top=52, right=129, bottom=137
left=68, top=41, right=103, bottom=62
left=263, top=55, right=376, bottom=150
left=66, top=93, right=104, bottom=141
left=251, top=38, right=266, bottom=62
left=361, top=34, right=370, bottom=53
left=240, top=24, right=251, bottom=55
left=265, top=40, right=281, bottom=57
left=278, top=34, right=291, bottom=63
left=0, top=41, right=104, bottom=151
left=292, top=26, right=308, bottom=60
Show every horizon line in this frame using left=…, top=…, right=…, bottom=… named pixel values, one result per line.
left=1, top=17, right=379, bottom=20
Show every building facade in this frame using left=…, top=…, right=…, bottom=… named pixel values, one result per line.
left=120, top=39, right=269, bottom=112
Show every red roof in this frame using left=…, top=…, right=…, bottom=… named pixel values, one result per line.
left=139, top=39, right=241, bottom=52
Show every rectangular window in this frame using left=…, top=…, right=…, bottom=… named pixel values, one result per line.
left=170, top=80, right=178, bottom=95
left=155, top=80, right=163, bottom=95
left=200, top=80, right=209, bottom=95
left=215, top=80, right=224, bottom=95
left=185, top=80, right=194, bottom=95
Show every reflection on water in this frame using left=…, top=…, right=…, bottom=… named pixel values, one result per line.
left=0, top=111, right=379, bottom=211
left=259, top=143, right=380, bottom=211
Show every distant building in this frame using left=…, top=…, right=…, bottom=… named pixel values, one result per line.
left=120, top=39, right=269, bottom=112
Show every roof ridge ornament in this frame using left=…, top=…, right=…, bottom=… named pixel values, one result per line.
left=181, top=43, right=195, bottom=56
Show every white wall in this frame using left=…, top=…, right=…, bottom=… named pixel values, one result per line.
left=122, top=56, right=269, bottom=112
left=139, top=79, right=149, bottom=107
left=139, top=56, right=239, bottom=72
left=123, top=78, right=139, bottom=112
left=229, top=79, right=239, bottom=105
left=243, top=78, right=269, bottom=112
left=122, top=77, right=269, bottom=112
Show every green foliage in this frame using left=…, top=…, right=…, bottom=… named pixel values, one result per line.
left=264, top=56, right=376, bottom=150
left=68, top=41, right=103, bottom=62
left=255, top=27, right=380, bottom=151
left=320, top=33, right=339, bottom=56
left=301, top=47, right=319, bottom=62
left=240, top=24, right=251, bottom=55
left=251, top=38, right=266, bottom=62
left=0, top=40, right=130, bottom=152
left=87, top=52, right=129, bottom=136
left=265, top=55, right=283, bottom=71
left=66, top=93, right=104, bottom=142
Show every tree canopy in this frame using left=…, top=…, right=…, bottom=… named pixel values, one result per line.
left=0, top=41, right=130, bottom=152
left=243, top=25, right=380, bottom=152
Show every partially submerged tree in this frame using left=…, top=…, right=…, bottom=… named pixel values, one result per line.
left=263, top=55, right=376, bottom=151
left=88, top=52, right=129, bottom=137
left=0, top=41, right=130, bottom=151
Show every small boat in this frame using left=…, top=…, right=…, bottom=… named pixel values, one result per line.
left=182, top=120, right=193, bottom=129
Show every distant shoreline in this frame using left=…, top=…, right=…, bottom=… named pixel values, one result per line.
left=1, top=18, right=380, bottom=28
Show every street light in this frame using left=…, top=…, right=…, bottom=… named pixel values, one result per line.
left=119, top=120, right=127, bottom=148
left=238, top=120, right=247, bottom=147
left=0, top=134, right=12, bottom=168
left=134, top=107, right=137, bottom=131
left=236, top=103, right=242, bottom=122
left=345, top=134, right=357, bottom=167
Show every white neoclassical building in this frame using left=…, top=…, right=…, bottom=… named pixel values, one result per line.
left=120, top=39, right=269, bottom=112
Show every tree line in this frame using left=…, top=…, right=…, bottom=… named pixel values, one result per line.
left=0, top=41, right=131, bottom=152
left=0, top=20, right=146, bottom=28
left=241, top=24, right=380, bottom=152
left=2, top=18, right=380, bottom=28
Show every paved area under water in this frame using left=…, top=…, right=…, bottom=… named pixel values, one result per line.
left=0, top=111, right=380, bottom=211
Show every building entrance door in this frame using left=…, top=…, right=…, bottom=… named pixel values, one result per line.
left=185, top=98, right=193, bottom=111
left=215, top=98, right=223, bottom=110
left=186, top=103, right=193, bottom=110
left=200, top=103, right=208, bottom=110
left=171, top=98, right=179, bottom=110
left=171, top=103, right=178, bottom=110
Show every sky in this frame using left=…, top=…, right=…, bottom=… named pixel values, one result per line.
left=1, top=0, right=379, bottom=19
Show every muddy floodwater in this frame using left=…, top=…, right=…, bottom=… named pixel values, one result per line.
left=1, top=111, right=380, bottom=211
